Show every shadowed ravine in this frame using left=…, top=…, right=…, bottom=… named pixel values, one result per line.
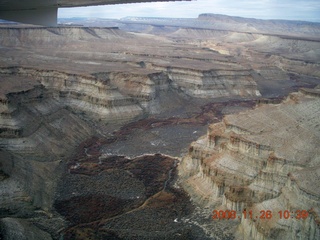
left=54, top=99, right=260, bottom=239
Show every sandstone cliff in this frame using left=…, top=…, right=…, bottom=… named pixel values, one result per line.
left=179, top=88, right=320, bottom=239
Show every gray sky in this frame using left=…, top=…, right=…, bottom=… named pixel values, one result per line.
left=58, top=0, right=320, bottom=22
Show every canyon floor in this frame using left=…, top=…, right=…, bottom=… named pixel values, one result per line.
left=0, top=14, right=320, bottom=239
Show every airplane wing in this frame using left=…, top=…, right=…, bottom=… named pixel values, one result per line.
left=0, top=0, right=189, bottom=26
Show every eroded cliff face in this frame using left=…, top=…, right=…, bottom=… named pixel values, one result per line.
left=0, top=63, right=172, bottom=215
left=179, top=88, right=320, bottom=239
left=151, top=64, right=260, bottom=98
left=0, top=26, right=262, bottom=100
left=0, top=73, right=94, bottom=212
left=0, top=67, right=145, bottom=122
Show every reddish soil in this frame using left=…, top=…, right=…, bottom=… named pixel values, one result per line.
left=70, top=98, right=264, bottom=162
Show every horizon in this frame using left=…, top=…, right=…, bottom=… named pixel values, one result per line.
left=58, top=0, right=320, bottom=23
left=57, top=13, right=320, bottom=24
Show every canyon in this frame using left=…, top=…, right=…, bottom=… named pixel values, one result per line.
left=0, top=14, right=320, bottom=239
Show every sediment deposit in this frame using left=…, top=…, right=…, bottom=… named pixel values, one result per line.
left=179, top=87, right=320, bottom=239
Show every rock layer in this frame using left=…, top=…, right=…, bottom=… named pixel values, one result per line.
left=0, top=67, right=144, bottom=122
left=0, top=71, right=96, bottom=212
left=0, top=26, right=262, bottom=100
left=179, top=88, right=320, bottom=239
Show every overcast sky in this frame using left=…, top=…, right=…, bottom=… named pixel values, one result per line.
left=58, top=0, right=320, bottom=22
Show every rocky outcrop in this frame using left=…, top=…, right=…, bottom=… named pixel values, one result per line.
left=94, top=71, right=171, bottom=114
left=0, top=67, right=144, bottom=122
left=159, top=66, right=260, bottom=98
left=179, top=88, right=320, bottom=239
left=0, top=72, right=95, bottom=212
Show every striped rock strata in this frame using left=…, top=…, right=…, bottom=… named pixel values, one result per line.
left=179, top=87, right=320, bottom=239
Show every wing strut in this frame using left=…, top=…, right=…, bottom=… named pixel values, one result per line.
left=0, top=8, right=57, bottom=26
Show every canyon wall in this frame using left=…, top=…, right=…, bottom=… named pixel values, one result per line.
left=0, top=72, right=95, bottom=211
left=0, top=26, right=262, bottom=100
left=0, top=67, right=146, bottom=122
left=0, top=63, right=162, bottom=214
left=0, top=26, right=261, bottom=217
left=179, top=88, right=320, bottom=239
left=150, top=64, right=260, bottom=98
